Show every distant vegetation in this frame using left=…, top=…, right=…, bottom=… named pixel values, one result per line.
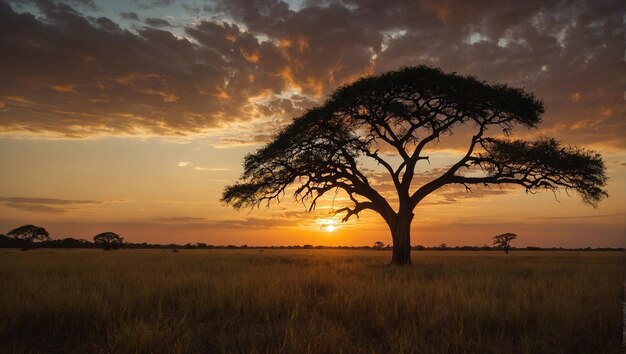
left=93, top=232, right=124, bottom=250
left=0, top=249, right=622, bottom=353
left=6, top=224, right=49, bottom=251
left=493, top=233, right=518, bottom=254
left=0, top=233, right=621, bottom=251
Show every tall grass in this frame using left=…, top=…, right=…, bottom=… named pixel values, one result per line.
left=0, top=249, right=623, bottom=353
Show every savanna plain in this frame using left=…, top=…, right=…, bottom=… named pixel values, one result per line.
left=0, top=249, right=623, bottom=353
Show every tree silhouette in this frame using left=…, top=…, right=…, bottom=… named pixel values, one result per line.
left=7, top=225, right=50, bottom=251
left=93, top=232, right=124, bottom=250
left=373, top=241, right=385, bottom=250
left=493, top=233, right=517, bottom=254
left=222, top=66, right=607, bottom=265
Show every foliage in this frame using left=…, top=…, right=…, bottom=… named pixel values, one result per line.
left=493, top=233, right=518, bottom=254
left=7, top=224, right=49, bottom=251
left=93, top=232, right=124, bottom=250
left=223, top=66, right=607, bottom=265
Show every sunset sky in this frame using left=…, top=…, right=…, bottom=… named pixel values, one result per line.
left=0, top=0, right=624, bottom=247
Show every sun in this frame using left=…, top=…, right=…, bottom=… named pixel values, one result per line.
left=324, top=224, right=336, bottom=232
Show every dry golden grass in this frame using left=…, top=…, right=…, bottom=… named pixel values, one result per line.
left=0, top=249, right=623, bottom=353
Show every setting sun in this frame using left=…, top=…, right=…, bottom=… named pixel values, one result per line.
left=325, top=224, right=336, bottom=232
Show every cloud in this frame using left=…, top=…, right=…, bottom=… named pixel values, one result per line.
left=0, top=197, right=102, bottom=205
left=0, top=196, right=103, bottom=213
left=176, top=161, right=227, bottom=171
left=425, top=186, right=513, bottom=205
left=3, top=203, right=66, bottom=214
left=0, top=0, right=623, bottom=150
left=152, top=216, right=207, bottom=222
left=150, top=215, right=297, bottom=229
left=193, top=166, right=228, bottom=171
left=120, top=12, right=140, bottom=21
left=144, top=17, right=171, bottom=27
left=528, top=213, right=626, bottom=220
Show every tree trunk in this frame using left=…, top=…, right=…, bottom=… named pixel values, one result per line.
left=390, top=214, right=413, bottom=265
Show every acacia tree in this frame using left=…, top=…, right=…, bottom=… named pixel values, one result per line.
left=373, top=241, right=385, bottom=250
left=93, top=232, right=124, bottom=250
left=7, top=224, right=50, bottom=251
left=222, top=66, right=607, bottom=265
left=493, top=233, right=517, bottom=254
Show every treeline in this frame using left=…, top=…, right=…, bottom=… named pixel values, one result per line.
left=0, top=235, right=621, bottom=252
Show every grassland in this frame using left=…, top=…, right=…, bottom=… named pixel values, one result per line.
left=0, top=249, right=623, bottom=353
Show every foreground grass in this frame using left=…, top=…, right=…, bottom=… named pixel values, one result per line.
left=0, top=249, right=623, bottom=353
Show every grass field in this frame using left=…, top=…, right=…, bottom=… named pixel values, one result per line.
left=0, top=249, right=623, bottom=353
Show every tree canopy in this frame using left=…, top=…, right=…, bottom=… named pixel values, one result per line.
left=223, top=66, right=607, bottom=265
left=7, top=224, right=50, bottom=250
left=493, top=233, right=518, bottom=254
left=93, top=232, right=124, bottom=250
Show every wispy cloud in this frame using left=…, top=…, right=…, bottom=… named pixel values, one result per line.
left=0, top=196, right=103, bottom=214
left=149, top=216, right=298, bottom=229
left=177, top=161, right=227, bottom=171
left=528, top=213, right=626, bottom=220
left=193, top=166, right=229, bottom=171
left=0, top=197, right=102, bottom=205
left=152, top=216, right=207, bottom=222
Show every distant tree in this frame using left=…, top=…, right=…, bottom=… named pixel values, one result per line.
left=7, top=225, right=50, bottom=251
left=438, top=243, right=448, bottom=250
left=303, top=244, right=313, bottom=249
left=223, top=66, right=608, bottom=265
left=93, top=232, right=124, bottom=250
left=373, top=241, right=385, bottom=250
left=493, top=233, right=517, bottom=254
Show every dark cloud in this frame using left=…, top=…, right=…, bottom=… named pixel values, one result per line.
left=0, top=197, right=102, bottom=204
left=0, top=0, right=622, bottom=149
left=120, top=11, right=139, bottom=21
left=148, top=216, right=298, bottom=229
left=0, top=196, right=102, bottom=213
left=144, top=17, right=171, bottom=27
left=133, top=0, right=176, bottom=10
left=528, top=213, right=626, bottom=220
left=3, top=203, right=66, bottom=213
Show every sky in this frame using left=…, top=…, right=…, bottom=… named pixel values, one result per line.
left=0, top=0, right=624, bottom=247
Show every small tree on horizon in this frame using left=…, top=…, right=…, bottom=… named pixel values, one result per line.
left=93, top=232, right=124, bottom=250
left=493, top=233, right=517, bottom=254
left=222, top=66, right=608, bottom=265
left=7, top=225, right=50, bottom=251
left=373, top=241, right=385, bottom=250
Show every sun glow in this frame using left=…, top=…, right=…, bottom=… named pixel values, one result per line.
left=325, top=224, right=336, bottom=232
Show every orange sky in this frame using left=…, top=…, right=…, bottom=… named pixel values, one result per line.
left=0, top=0, right=624, bottom=247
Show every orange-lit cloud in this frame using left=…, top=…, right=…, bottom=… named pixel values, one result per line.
left=0, top=0, right=622, bottom=147
left=0, top=197, right=103, bottom=214
left=51, top=84, right=77, bottom=94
